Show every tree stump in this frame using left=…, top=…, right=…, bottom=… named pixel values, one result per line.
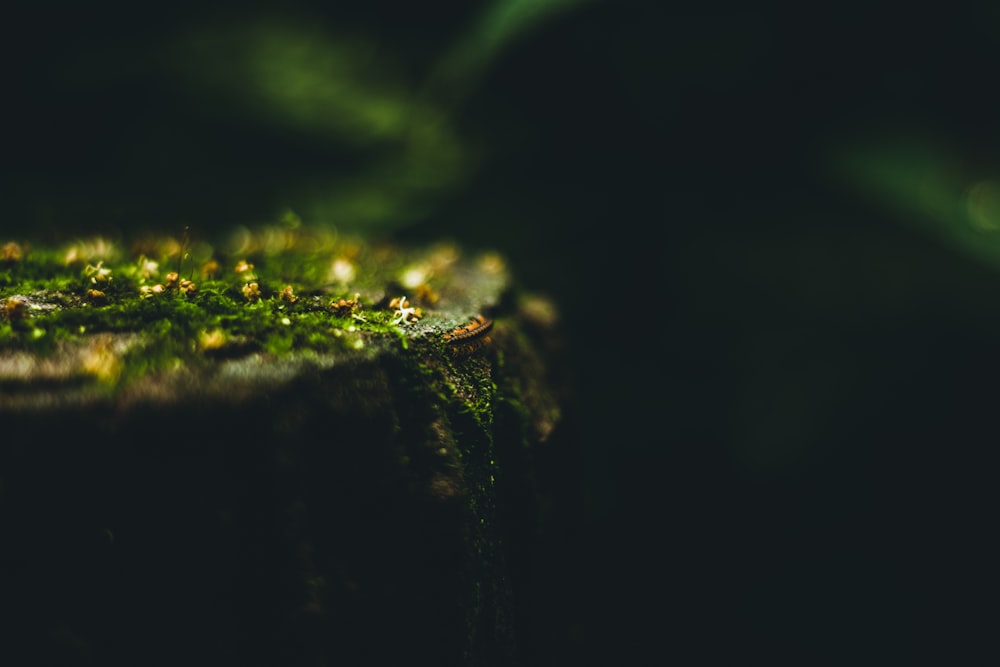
left=0, top=228, right=561, bottom=666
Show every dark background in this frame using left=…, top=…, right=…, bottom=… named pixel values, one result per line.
left=3, top=1, right=997, bottom=663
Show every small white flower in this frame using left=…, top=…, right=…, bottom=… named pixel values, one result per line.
left=391, top=296, right=420, bottom=325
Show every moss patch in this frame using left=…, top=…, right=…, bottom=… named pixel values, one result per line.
left=1, top=225, right=511, bottom=396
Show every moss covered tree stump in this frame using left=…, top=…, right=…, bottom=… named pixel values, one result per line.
left=0, top=227, right=561, bottom=666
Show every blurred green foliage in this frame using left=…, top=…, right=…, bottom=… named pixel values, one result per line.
left=1, top=0, right=593, bottom=238
left=174, top=19, right=469, bottom=229
left=836, top=136, right=1000, bottom=268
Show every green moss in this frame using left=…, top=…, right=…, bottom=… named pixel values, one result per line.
left=1, top=227, right=521, bottom=420
left=2, top=228, right=507, bottom=387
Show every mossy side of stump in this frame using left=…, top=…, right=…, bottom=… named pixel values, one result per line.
left=0, top=228, right=561, bottom=666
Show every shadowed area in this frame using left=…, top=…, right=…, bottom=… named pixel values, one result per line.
left=3, top=1, right=998, bottom=664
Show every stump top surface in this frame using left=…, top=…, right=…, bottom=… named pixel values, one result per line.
left=1, top=227, right=515, bottom=409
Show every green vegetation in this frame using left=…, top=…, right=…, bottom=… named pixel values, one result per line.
left=834, top=136, right=1000, bottom=268
left=0, top=222, right=510, bottom=393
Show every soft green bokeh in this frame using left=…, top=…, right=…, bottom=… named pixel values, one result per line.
left=430, top=0, right=594, bottom=95
left=171, top=0, right=594, bottom=232
left=834, top=136, right=1000, bottom=268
